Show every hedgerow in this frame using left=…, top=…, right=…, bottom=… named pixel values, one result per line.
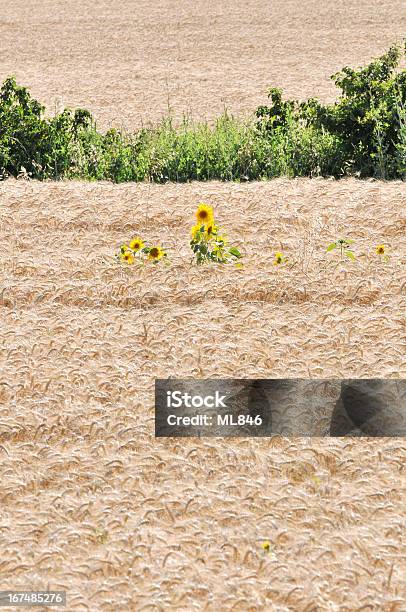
left=0, top=44, right=405, bottom=182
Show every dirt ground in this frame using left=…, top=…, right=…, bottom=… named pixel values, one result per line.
left=0, top=178, right=405, bottom=609
left=1, top=0, right=405, bottom=130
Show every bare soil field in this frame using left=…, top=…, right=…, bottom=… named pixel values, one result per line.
left=1, top=178, right=405, bottom=609
left=1, top=0, right=405, bottom=130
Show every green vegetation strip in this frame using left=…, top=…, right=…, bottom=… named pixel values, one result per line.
left=1, top=45, right=406, bottom=182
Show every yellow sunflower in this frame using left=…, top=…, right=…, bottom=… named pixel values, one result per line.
left=376, top=244, right=385, bottom=255
left=148, top=245, right=165, bottom=261
left=205, top=223, right=218, bottom=239
left=122, top=250, right=135, bottom=264
left=191, top=224, right=202, bottom=239
left=262, top=541, right=271, bottom=553
left=129, top=237, right=144, bottom=252
left=274, top=251, right=284, bottom=265
left=196, top=203, right=214, bottom=226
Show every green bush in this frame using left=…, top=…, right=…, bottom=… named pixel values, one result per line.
left=256, top=43, right=406, bottom=178
left=0, top=44, right=405, bottom=182
left=0, top=77, right=95, bottom=179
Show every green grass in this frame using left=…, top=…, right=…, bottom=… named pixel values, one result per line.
left=1, top=43, right=405, bottom=182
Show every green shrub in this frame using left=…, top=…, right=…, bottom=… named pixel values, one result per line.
left=395, top=91, right=406, bottom=178
left=256, top=43, right=406, bottom=178
left=0, top=44, right=405, bottom=182
left=0, top=77, right=94, bottom=179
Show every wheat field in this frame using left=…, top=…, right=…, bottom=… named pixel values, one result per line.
left=1, top=0, right=405, bottom=130
left=1, top=0, right=406, bottom=609
left=1, top=178, right=405, bottom=609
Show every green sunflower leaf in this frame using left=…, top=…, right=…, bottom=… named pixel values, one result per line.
left=228, top=247, right=242, bottom=258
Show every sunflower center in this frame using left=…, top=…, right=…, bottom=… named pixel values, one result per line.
left=198, top=210, right=208, bottom=220
left=150, top=247, right=159, bottom=258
